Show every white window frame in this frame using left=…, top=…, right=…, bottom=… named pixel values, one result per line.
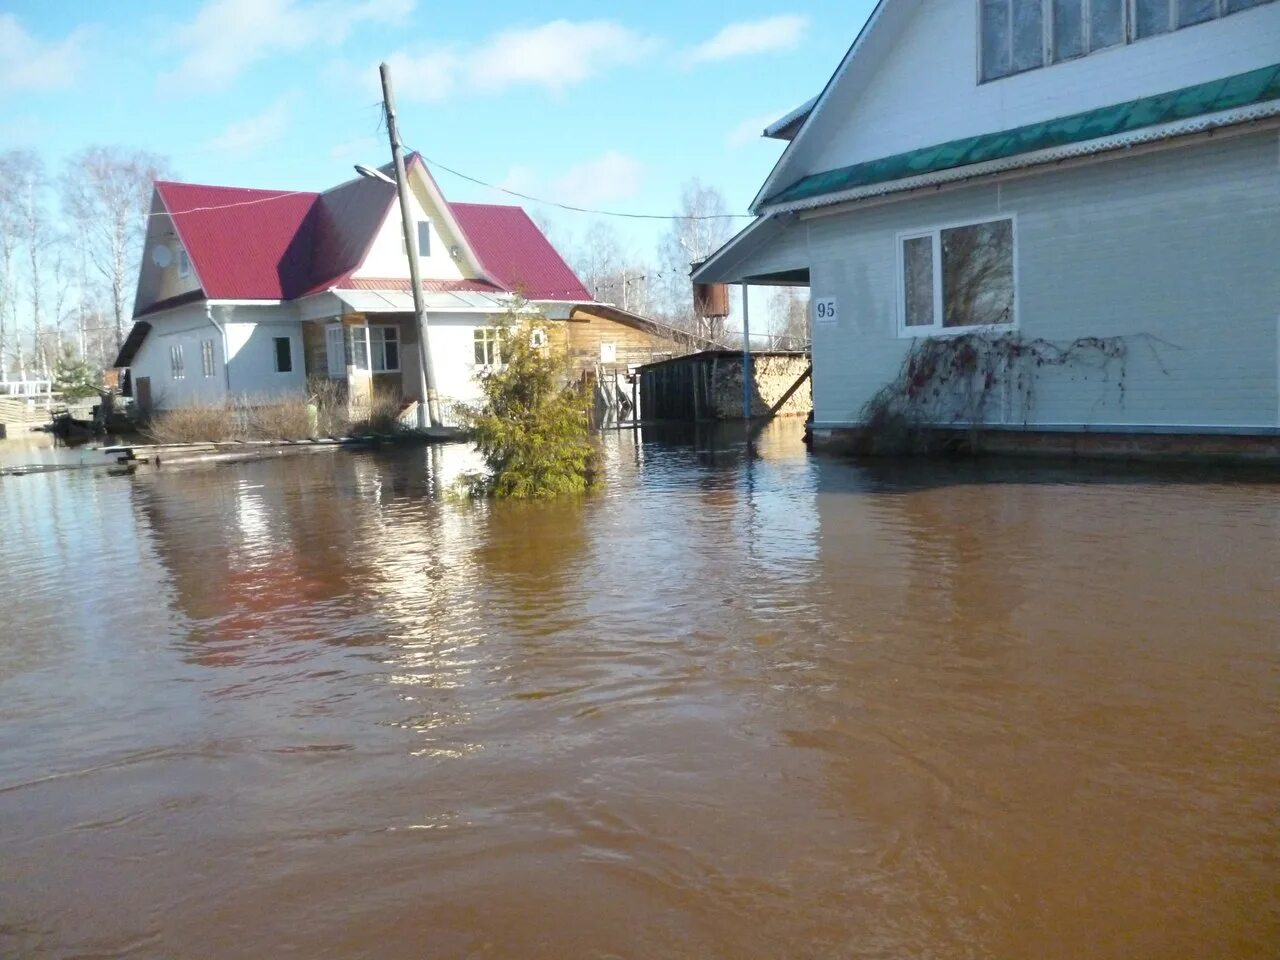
left=369, top=324, right=401, bottom=373
left=473, top=326, right=507, bottom=367
left=896, top=214, right=1019, bottom=338
left=325, top=323, right=346, bottom=377
left=272, top=335, right=294, bottom=374
left=170, top=343, right=185, bottom=380
left=201, top=338, right=216, bottom=377
left=402, top=220, right=432, bottom=258
left=178, top=248, right=191, bottom=279
left=976, top=0, right=1273, bottom=83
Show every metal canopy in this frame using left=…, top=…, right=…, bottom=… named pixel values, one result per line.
left=768, top=63, right=1280, bottom=207
left=333, top=288, right=511, bottom=314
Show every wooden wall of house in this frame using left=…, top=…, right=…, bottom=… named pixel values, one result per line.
left=302, top=324, right=328, bottom=379
left=555, top=309, right=688, bottom=380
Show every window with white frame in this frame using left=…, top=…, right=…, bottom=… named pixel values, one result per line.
left=178, top=248, right=191, bottom=278
left=402, top=220, right=432, bottom=257
left=473, top=327, right=507, bottom=366
left=370, top=325, right=400, bottom=372
left=900, top=217, right=1015, bottom=333
left=201, top=338, right=215, bottom=377
left=980, top=0, right=1274, bottom=82
left=325, top=324, right=346, bottom=377
left=170, top=344, right=185, bottom=379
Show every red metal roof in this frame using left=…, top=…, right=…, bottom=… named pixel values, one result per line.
left=450, top=203, right=593, bottom=302
left=147, top=167, right=592, bottom=307
left=156, top=182, right=320, bottom=299
left=347, top=277, right=507, bottom=293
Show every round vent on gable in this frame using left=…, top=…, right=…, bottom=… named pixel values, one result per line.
left=151, top=245, right=173, bottom=268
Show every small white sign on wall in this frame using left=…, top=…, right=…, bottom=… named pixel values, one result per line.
left=813, top=297, right=838, bottom=326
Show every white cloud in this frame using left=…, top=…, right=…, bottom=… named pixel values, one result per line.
left=387, top=19, right=659, bottom=102
left=498, top=165, right=539, bottom=196
left=0, top=14, right=89, bottom=96
left=550, top=152, right=645, bottom=209
left=206, top=96, right=293, bottom=154
left=329, top=135, right=382, bottom=162
left=164, top=0, right=414, bottom=90
left=727, top=112, right=788, bottom=147
left=687, top=15, right=809, bottom=65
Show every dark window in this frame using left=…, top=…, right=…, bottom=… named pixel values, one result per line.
left=1135, top=0, right=1174, bottom=35
left=1052, top=0, right=1085, bottom=62
left=417, top=221, right=431, bottom=257
left=273, top=336, right=292, bottom=373
left=1089, top=0, right=1126, bottom=49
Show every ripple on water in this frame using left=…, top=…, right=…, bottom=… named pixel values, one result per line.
left=1, top=424, right=1278, bottom=959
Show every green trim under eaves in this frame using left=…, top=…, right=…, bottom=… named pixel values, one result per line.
left=766, top=63, right=1280, bottom=207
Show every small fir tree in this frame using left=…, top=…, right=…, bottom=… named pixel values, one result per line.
left=461, top=301, right=597, bottom=499
left=52, top=350, right=101, bottom=401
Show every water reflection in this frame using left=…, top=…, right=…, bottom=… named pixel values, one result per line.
left=1, top=424, right=1277, bottom=959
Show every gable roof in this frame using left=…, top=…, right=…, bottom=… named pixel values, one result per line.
left=763, top=97, right=819, bottom=140
left=766, top=62, right=1280, bottom=209
left=157, top=182, right=319, bottom=300
left=141, top=157, right=590, bottom=309
left=451, top=203, right=592, bottom=302
left=749, top=0, right=907, bottom=211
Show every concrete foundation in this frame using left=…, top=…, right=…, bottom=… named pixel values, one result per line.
left=812, top=425, right=1280, bottom=464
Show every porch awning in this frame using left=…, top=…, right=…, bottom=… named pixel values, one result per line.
left=333, top=288, right=513, bottom=314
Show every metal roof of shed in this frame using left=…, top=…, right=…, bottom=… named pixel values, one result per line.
left=767, top=63, right=1280, bottom=207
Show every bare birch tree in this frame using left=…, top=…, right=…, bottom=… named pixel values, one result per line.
left=16, top=151, right=51, bottom=378
left=61, top=147, right=170, bottom=353
left=0, top=152, right=22, bottom=379
left=656, top=180, right=734, bottom=338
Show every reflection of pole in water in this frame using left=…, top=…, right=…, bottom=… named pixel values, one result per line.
left=429, top=443, right=444, bottom=500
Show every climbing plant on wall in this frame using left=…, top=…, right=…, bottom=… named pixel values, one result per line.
left=858, top=332, right=1173, bottom=454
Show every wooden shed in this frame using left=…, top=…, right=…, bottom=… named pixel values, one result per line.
left=637, top=350, right=812, bottom=422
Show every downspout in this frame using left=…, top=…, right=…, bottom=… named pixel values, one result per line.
left=206, top=303, right=232, bottom=394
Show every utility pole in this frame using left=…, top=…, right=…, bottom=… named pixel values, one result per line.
left=741, top=281, right=752, bottom=420
left=380, top=61, right=441, bottom=430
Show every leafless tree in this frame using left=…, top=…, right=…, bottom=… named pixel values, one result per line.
left=569, top=219, right=659, bottom=316
left=15, top=151, right=53, bottom=378
left=61, top=147, right=170, bottom=353
left=768, top=286, right=811, bottom=350
left=0, top=152, right=23, bottom=379
left=657, top=180, right=734, bottom=336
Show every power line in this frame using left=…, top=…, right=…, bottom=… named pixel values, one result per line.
left=147, top=190, right=314, bottom=219
left=406, top=146, right=753, bottom=222
left=139, top=153, right=754, bottom=223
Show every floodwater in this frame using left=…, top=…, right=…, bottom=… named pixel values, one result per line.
left=2, top=425, right=1278, bottom=959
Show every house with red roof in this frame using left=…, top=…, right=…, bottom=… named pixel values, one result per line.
left=118, top=155, right=701, bottom=419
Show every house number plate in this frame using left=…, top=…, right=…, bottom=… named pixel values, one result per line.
left=814, top=297, right=838, bottom=325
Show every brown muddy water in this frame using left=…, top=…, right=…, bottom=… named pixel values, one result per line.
left=1, top=424, right=1278, bottom=959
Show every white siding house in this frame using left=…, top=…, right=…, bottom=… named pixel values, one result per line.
left=116, top=156, right=598, bottom=421
left=695, top=0, right=1280, bottom=455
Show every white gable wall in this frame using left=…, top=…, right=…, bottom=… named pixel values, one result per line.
left=219, top=305, right=307, bottom=400
left=354, top=196, right=467, bottom=281
left=784, top=0, right=1280, bottom=193
left=130, top=304, right=226, bottom=409
left=802, top=130, right=1280, bottom=430
left=134, top=204, right=203, bottom=314
left=130, top=303, right=308, bottom=409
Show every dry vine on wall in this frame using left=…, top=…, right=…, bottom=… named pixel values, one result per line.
left=858, top=332, right=1171, bottom=454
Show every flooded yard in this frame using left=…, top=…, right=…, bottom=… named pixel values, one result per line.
left=1, top=424, right=1277, bottom=959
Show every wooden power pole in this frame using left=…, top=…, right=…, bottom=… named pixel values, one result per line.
left=380, top=61, right=441, bottom=430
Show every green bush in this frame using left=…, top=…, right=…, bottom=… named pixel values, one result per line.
left=460, top=301, right=596, bottom=499
left=53, top=351, right=101, bottom=401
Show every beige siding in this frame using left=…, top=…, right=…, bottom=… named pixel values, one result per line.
left=803, top=131, right=1280, bottom=430
left=557, top=309, right=694, bottom=375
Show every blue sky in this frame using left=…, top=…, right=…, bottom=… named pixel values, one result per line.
left=1, top=0, right=875, bottom=259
